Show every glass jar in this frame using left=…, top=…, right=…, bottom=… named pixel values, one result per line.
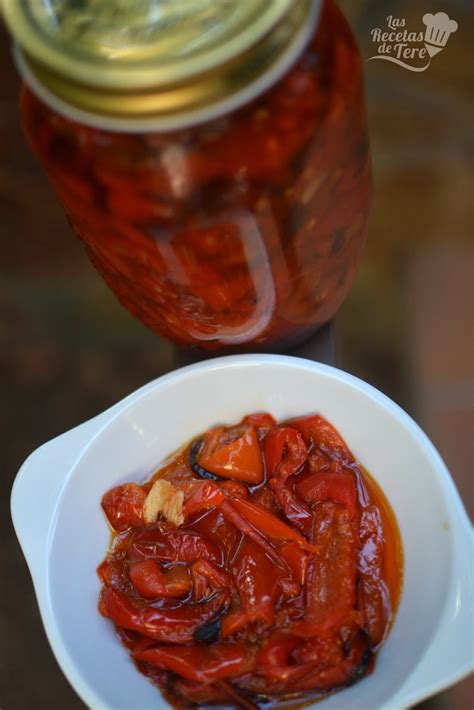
left=10, top=0, right=371, bottom=351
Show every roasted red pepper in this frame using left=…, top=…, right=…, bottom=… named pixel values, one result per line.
left=129, top=559, right=191, bottom=599
left=221, top=609, right=252, bottom=639
left=270, top=477, right=314, bottom=537
left=101, top=587, right=229, bottom=644
left=357, top=506, right=392, bottom=647
left=232, top=538, right=287, bottom=626
left=102, top=483, right=146, bottom=532
left=184, top=482, right=295, bottom=567
left=218, top=499, right=288, bottom=569
left=129, top=526, right=223, bottom=566
left=257, top=634, right=301, bottom=668
left=184, top=481, right=225, bottom=518
left=98, top=410, right=402, bottom=708
left=279, top=542, right=309, bottom=587
left=242, top=413, right=277, bottom=440
left=296, top=470, right=358, bottom=520
left=134, top=643, right=251, bottom=683
left=264, top=427, right=308, bottom=481
left=292, top=500, right=358, bottom=639
left=264, top=426, right=314, bottom=535
left=191, top=560, right=232, bottom=598
left=229, top=498, right=317, bottom=553
left=288, top=414, right=354, bottom=462
left=285, top=630, right=372, bottom=693
left=197, top=425, right=263, bottom=484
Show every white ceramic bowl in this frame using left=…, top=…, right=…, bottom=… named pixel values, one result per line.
left=11, top=355, right=473, bottom=710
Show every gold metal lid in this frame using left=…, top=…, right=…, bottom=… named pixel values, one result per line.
left=4, top=0, right=319, bottom=129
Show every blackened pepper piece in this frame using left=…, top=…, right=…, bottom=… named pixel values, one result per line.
left=193, top=617, right=222, bottom=644
left=190, top=439, right=220, bottom=481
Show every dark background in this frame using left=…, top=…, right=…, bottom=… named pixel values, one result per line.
left=1, top=0, right=472, bottom=707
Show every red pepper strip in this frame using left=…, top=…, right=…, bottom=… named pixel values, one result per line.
left=270, top=478, right=314, bottom=537
left=191, top=566, right=209, bottom=600
left=198, top=424, right=263, bottom=484
left=229, top=498, right=318, bottom=553
left=255, top=636, right=316, bottom=688
left=183, top=480, right=248, bottom=520
left=257, top=635, right=301, bottom=667
left=184, top=481, right=225, bottom=518
left=287, top=415, right=354, bottom=463
left=217, top=680, right=260, bottom=710
left=175, top=677, right=259, bottom=710
left=234, top=664, right=316, bottom=696
left=219, top=480, right=250, bottom=499
left=192, top=560, right=231, bottom=590
left=291, top=609, right=363, bottom=638
left=133, top=643, right=249, bottom=683
left=241, top=412, right=277, bottom=441
left=117, top=627, right=155, bottom=654
left=101, top=483, right=146, bottom=532
left=221, top=609, right=251, bottom=639
left=279, top=542, right=308, bottom=587
left=218, top=499, right=288, bottom=569
left=303, top=501, right=358, bottom=632
left=250, top=486, right=279, bottom=514
left=358, top=506, right=391, bottom=647
left=260, top=663, right=317, bottom=686
left=232, top=537, right=285, bottom=625
left=262, top=427, right=313, bottom=535
left=190, top=507, right=241, bottom=562
left=296, top=471, right=358, bottom=520
left=106, top=189, right=173, bottom=223
left=244, top=633, right=313, bottom=687
left=293, top=633, right=344, bottom=668
left=280, top=577, right=301, bottom=599
left=101, top=587, right=228, bottom=644
left=263, top=427, right=308, bottom=481
left=97, top=553, right=127, bottom=589
left=308, top=450, right=332, bottom=473
left=129, top=559, right=191, bottom=599
left=242, top=412, right=276, bottom=429
left=285, top=631, right=372, bottom=693
left=176, top=679, right=230, bottom=706
left=128, top=527, right=223, bottom=566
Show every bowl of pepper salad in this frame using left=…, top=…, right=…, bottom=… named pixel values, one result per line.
left=11, top=355, right=474, bottom=709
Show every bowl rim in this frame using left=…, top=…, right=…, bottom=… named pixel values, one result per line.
left=10, top=354, right=474, bottom=709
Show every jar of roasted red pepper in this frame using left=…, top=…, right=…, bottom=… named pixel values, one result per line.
left=5, top=0, right=371, bottom=351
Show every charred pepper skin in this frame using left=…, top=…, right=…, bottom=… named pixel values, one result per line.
left=189, top=439, right=220, bottom=481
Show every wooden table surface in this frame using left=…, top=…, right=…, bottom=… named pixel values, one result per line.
left=1, top=1, right=472, bottom=707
